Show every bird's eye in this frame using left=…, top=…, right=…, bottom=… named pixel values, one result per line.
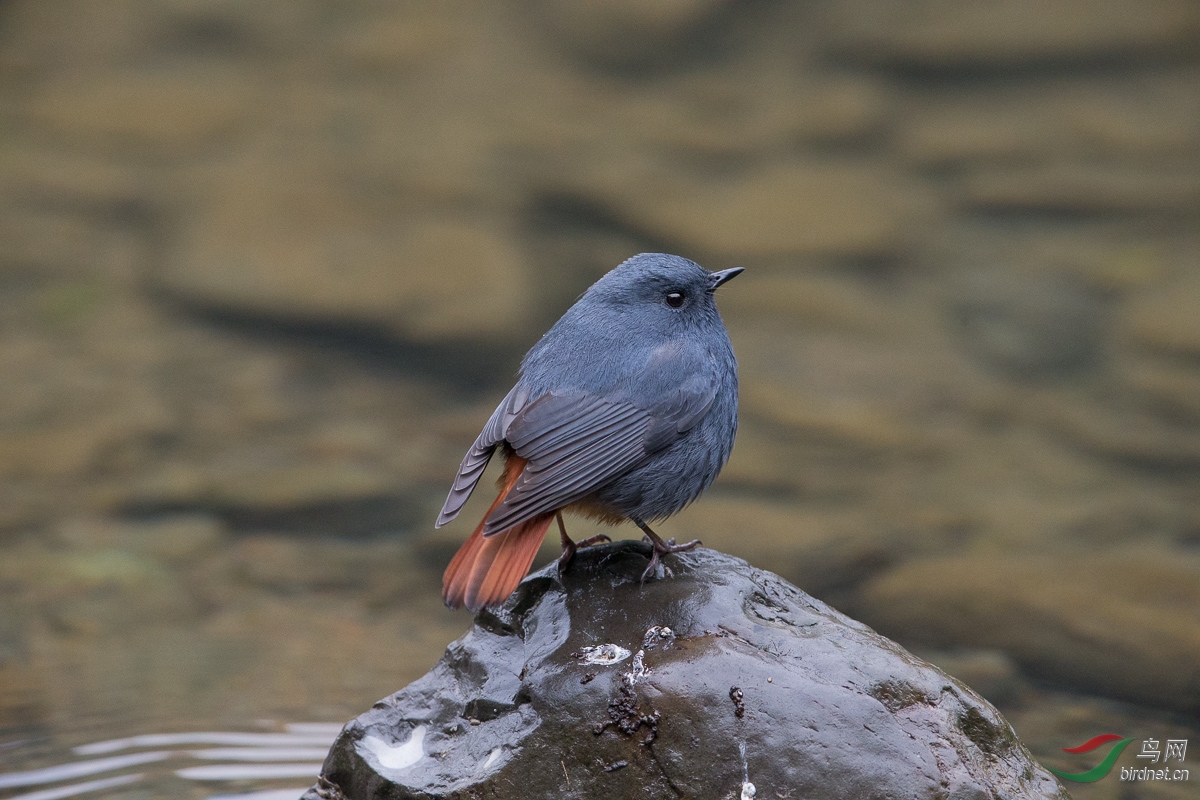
left=665, top=291, right=685, bottom=308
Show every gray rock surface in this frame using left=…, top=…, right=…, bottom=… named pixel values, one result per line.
left=304, top=543, right=1066, bottom=799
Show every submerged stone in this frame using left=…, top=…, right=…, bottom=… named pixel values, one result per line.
left=304, top=542, right=1065, bottom=800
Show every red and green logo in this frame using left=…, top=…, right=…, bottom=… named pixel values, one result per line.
left=1047, top=734, right=1135, bottom=782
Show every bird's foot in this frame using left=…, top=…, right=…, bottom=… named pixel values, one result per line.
left=637, top=526, right=701, bottom=585
left=578, top=533, right=613, bottom=549
left=556, top=533, right=611, bottom=574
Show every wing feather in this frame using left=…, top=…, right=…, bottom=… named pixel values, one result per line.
left=435, top=386, right=530, bottom=528
left=509, top=425, right=648, bottom=509
left=482, top=393, right=654, bottom=535
left=442, top=363, right=720, bottom=537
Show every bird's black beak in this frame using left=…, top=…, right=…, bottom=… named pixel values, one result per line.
left=709, top=267, right=745, bottom=291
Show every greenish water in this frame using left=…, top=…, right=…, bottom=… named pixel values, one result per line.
left=3, top=1, right=1200, bottom=798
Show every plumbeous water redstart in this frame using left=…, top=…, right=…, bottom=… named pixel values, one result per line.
left=437, top=253, right=742, bottom=610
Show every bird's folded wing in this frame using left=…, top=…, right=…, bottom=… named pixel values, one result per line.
left=482, top=381, right=715, bottom=536
left=435, top=385, right=530, bottom=528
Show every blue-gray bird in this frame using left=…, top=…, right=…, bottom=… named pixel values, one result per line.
left=438, top=253, right=742, bottom=610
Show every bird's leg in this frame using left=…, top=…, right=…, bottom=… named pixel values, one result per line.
left=555, top=512, right=611, bottom=574
left=633, top=517, right=700, bottom=584
left=555, top=513, right=575, bottom=574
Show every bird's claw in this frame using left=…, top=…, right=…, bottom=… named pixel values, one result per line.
left=638, top=534, right=699, bottom=585
left=557, top=533, right=613, bottom=574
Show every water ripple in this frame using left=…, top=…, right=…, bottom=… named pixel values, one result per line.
left=176, top=763, right=324, bottom=781
left=0, top=725, right=337, bottom=800
left=204, top=791, right=311, bottom=800
left=0, top=753, right=169, bottom=789
left=5, top=774, right=142, bottom=800
left=74, top=732, right=336, bottom=756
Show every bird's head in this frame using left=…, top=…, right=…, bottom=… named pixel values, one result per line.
left=584, top=253, right=743, bottom=329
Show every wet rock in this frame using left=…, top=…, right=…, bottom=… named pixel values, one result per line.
left=307, top=543, right=1064, bottom=800
left=856, top=547, right=1200, bottom=714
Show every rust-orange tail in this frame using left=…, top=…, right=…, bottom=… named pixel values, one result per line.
left=442, top=454, right=554, bottom=610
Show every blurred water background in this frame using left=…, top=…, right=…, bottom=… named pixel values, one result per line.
left=1, top=2, right=1199, bottom=798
